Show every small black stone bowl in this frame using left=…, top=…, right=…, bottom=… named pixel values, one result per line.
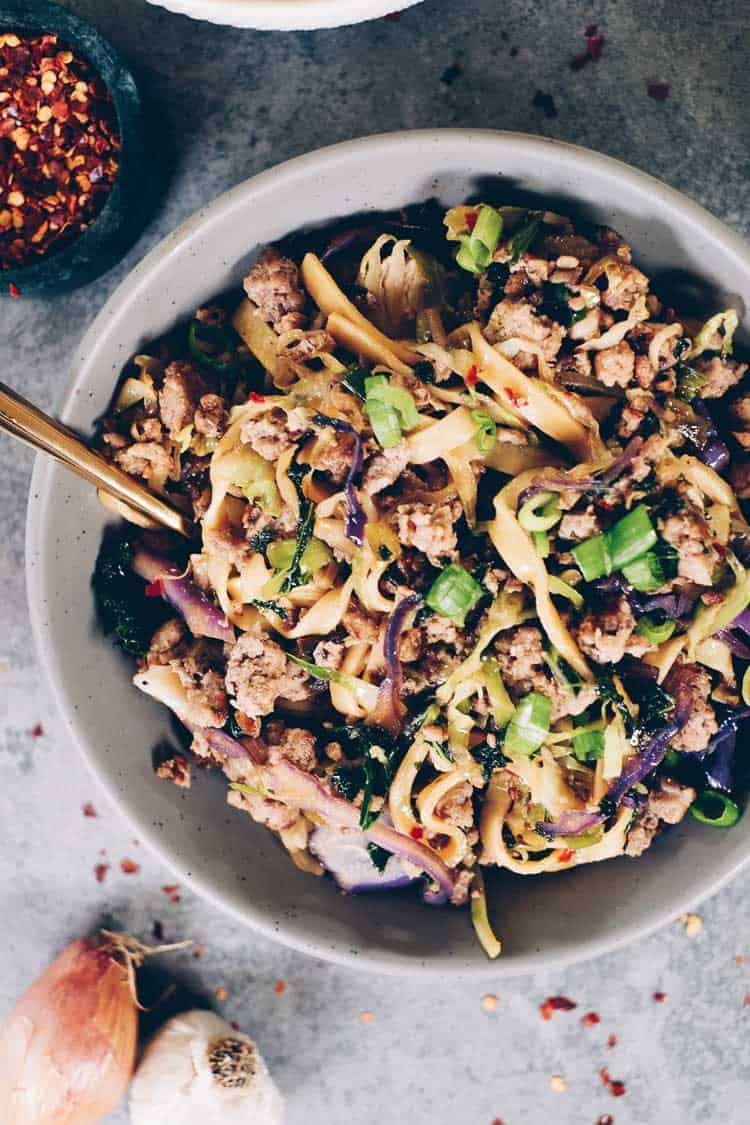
left=0, top=0, right=149, bottom=296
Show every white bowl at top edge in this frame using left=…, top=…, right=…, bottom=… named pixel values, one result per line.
left=144, top=0, right=423, bottom=31
left=26, top=130, right=750, bottom=975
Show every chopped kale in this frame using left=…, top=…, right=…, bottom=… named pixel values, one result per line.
left=379, top=544, right=393, bottom=561
left=367, top=843, right=391, bottom=872
left=279, top=456, right=314, bottom=593
left=540, top=282, right=588, bottom=327
left=224, top=709, right=246, bottom=740
left=342, top=363, right=369, bottom=399
left=330, top=722, right=404, bottom=828
left=508, top=214, right=542, bottom=264
left=472, top=740, right=507, bottom=779
left=595, top=671, right=634, bottom=735
left=332, top=765, right=364, bottom=802
left=250, top=526, right=273, bottom=554
left=412, top=360, right=437, bottom=385
left=629, top=679, right=676, bottom=739
left=92, top=527, right=170, bottom=657
left=250, top=598, right=288, bottom=620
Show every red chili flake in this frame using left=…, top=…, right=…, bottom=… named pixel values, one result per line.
left=29, top=723, right=44, bottom=738
left=735, top=955, right=745, bottom=965
left=274, top=979, right=286, bottom=995
left=465, top=210, right=479, bottom=232
left=647, top=81, right=670, bottom=102
left=144, top=579, right=163, bottom=598
left=558, top=848, right=574, bottom=863
left=465, top=364, right=478, bottom=388
left=597, top=1117, right=614, bottom=1125
left=410, top=825, right=424, bottom=840
left=249, top=391, right=265, bottom=402
left=82, top=802, right=97, bottom=818
left=580, top=1011, right=600, bottom=1027
left=192, top=943, right=205, bottom=959
left=230, top=1020, right=240, bottom=1030
left=653, top=991, right=667, bottom=1003
left=94, top=862, right=109, bottom=883
left=162, top=884, right=180, bottom=896
left=585, top=22, right=598, bottom=35
left=607, top=1033, right=618, bottom=1048
left=120, top=858, right=140, bottom=875
left=0, top=32, right=120, bottom=272
left=492, top=1119, right=505, bottom=1125
left=743, top=992, right=750, bottom=1006
left=570, top=24, right=605, bottom=70
left=540, top=995, right=577, bottom=1020
left=600, top=1068, right=626, bottom=1097
left=8, top=282, right=20, bottom=297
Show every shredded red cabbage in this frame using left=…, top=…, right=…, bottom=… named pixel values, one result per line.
left=372, top=594, right=423, bottom=733
left=715, top=629, right=750, bottom=660
left=537, top=809, right=604, bottom=837
left=693, top=399, right=730, bottom=473
left=312, top=413, right=365, bottom=545
left=132, top=544, right=235, bottom=643
left=605, top=715, right=687, bottom=806
left=599, top=435, right=645, bottom=485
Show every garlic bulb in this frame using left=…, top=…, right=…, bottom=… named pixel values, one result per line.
left=130, top=1009, right=284, bottom=1125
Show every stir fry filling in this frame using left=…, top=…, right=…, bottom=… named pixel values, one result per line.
left=94, top=200, right=750, bottom=958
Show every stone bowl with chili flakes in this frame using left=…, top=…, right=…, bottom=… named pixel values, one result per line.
left=0, top=0, right=148, bottom=296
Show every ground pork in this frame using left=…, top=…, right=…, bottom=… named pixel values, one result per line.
left=158, top=361, right=206, bottom=436
left=169, top=643, right=229, bottom=728
left=617, top=386, right=655, bottom=439
left=730, top=459, right=750, bottom=499
left=597, top=259, right=649, bottom=312
left=240, top=406, right=307, bottom=461
left=308, top=428, right=357, bottom=484
left=155, top=754, right=191, bottom=789
left=114, top=441, right=174, bottom=489
left=279, top=659, right=316, bottom=702
left=450, top=867, right=474, bottom=907
left=225, top=633, right=288, bottom=718
left=574, top=596, right=636, bottom=665
left=610, top=433, right=671, bottom=501
left=494, top=625, right=594, bottom=721
left=398, top=627, right=423, bottom=663
left=342, top=599, right=380, bottom=644
left=435, top=780, right=474, bottom=829
left=485, top=299, right=565, bottom=366
left=625, top=776, right=697, bottom=857
left=312, top=640, right=345, bottom=670
left=243, top=247, right=307, bottom=334
left=147, top=618, right=187, bottom=664
left=266, top=722, right=318, bottom=772
left=513, top=253, right=550, bottom=286
left=391, top=498, right=461, bottom=566
left=361, top=443, right=409, bottom=495
left=696, top=354, right=748, bottom=400
left=659, top=505, right=721, bottom=586
left=422, top=613, right=460, bottom=646
left=194, top=393, right=227, bottom=440
left=664, top=662, right=718, bottom=753
left=594, top=340, right=635, bottom=388
left=131, top=417, right=163, bottom=443
left=557, top=505, right=601, bottom=542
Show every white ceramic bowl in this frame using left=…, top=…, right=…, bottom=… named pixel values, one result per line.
left=27, top=130, right=750, bottom=975
left=145, top=0, right=423, bottom=31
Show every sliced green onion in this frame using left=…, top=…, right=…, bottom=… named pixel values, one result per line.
left=607, top=505, right=658, bottom=570
left=573, top=729, right=605, bottom=762
left=508, top=215, right=542, bottom=265
left=572, top=532, right=612, bottom=582
left=456, top=236, right=484, bottom=275
left=188, top=320, right=237, bottom=374
left=662, top=748, right=681, bottom=770
left=503, top=691, right=552, bottom=756
left=267, top=536, right=332, bottom=579
left=635, top=615, right=676, bottom=644
left=468, top=205, right=503, bottom=268
left=622, top=542, right=679, bottom=592
left=690, top=790, right=740, bottom=828
left=676, top=364, right=708, bottom=403
left=532, top=530, right=550, bottom=558
left=518, top=491, right=562, bottom=532
left=426, top=563, right=484, bottom=626
left=471, top=409, right=497, bottom=452
left=572, top=505, right=657, bottom=582
left=364, top=374, right=418, bottom=449
left=548, top=574, right=584, bottom=609
left=483, top=657, right=515, bottom=728
left=560, top=825, right=605, bottom=849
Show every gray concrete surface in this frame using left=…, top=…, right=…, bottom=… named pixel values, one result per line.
left=2, top=1, right=750, bottom=1121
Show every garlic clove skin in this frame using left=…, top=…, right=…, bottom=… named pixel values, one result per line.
left=130, top=1009, right=284, bottom=1125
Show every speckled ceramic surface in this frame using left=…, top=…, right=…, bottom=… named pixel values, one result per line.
left=145, top=0, right=423, bottom=31
left=25, top=130, right=750, bottom=974
left=0, top=0, right=148, bottom=295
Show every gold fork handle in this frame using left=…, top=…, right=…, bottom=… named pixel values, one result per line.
left=0, top=381, right=193, bottom=539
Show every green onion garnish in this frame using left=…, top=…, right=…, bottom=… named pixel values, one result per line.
left=676, top=364, right=708, bottom=403
left=187, top=320, right=237, bottom=374
left=635, top=615, right=676, bottom=644
left=690, top=790, right=740, bottom=828
left=456, top=205, right=503, bottom=274
left=518, top=490, right=562, bottom=532
left=532, top=530, right=550, bottom=558
left=621, top=541, right=679, bottom=593
left=548, top=574, right=584, bottom=609
left=573, top=729, right=605, bottom=762
left=471, top=409, right=497, bottom=452
left=364, top=374, right=418, bottom=449
left=425, top=563, right=484, bottom=626
left=508, top=214, right=542, bottom=265
left=503, top=691, right=552, bottom=756
left=483, top=657, right=515, bottom=728
left=267, top=536, right=332, bottom=578
left=572, top=505, right=657, bottom=582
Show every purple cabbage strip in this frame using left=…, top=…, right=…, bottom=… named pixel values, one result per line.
left=132, top=544, right=235, bottom=644
left=312, top=413, right=365, bottom=545
left=715, top=629, right=750, bottom=661
left=704, top=730, right=737, bottom=793
left=599, top=435, right=645, bottom=485
left=693, top=399, right=730, bottom=474
left=308, top=823, right=417, bottom=893
left=537, top=809, right=604, bottom=837
left=638, top=589, right=699, bottom=619
left=373, top=594, right=423, bottom=733
left=731, top=606, right=750, bottom=635
left=518, top=476, right=611, bottom=507
left=320, top=225, right=382, bottom=263
left=606, top=717, right=686, bottom=806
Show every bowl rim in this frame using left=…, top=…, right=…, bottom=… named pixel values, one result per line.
left=144, top=0, right=423, bottom=32
left=25, top=128, right=750, bottom=975
left=0, top=0, right=147, bottom=293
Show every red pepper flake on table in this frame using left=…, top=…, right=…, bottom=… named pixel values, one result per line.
left=570, top=24, right=606, bottom=71
left=29, top=722, right=43, bottom=737
left=274, top=979, right=286, bottom=996
left=120, top=857, right=140, bottom=875
left=599, top=1068, right=626, bottom=1097
left=580, top=1010, right=601, bottom=1027
left=540, top=995, right=577, bottom=1020
left=82, top=801, right=97, bottom=817
left=94, top=862, right=108, bottom=883
left=652, top=990, right=667, bottom=1003
left=0, top=32, right=120, bottom=272
left=607, top=1033, right=618, bottom=1048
